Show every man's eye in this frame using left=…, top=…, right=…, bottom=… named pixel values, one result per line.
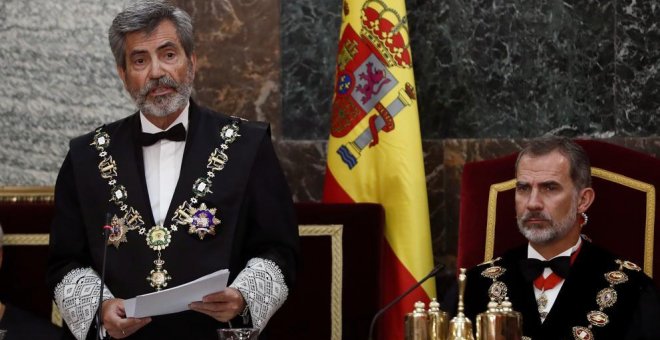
left=516, top=185, right=529, bottom=192
left=165, top=52, right=175, bottom=59
left=134, top=58, right=145, bottom=65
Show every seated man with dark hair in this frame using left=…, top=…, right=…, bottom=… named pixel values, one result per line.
left=447, top=137, right=660, bottom=340
left=0, top=223, right=61, bottom=339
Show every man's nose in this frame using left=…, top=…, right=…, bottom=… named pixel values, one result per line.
left=526, top=189, right=543, bottom=210
left=149, top=60, right=165, bottom=79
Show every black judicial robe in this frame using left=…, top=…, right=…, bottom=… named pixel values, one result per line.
left=47, top=100, right=299, bottom=339
left=457, top=240, right=660, bottom=340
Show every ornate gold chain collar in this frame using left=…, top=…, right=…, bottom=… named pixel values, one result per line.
left=479, top=256, right=642, bottom=340
left=571, top=259, right=642, bottom=340
left=90, top=121, right=241, bottom=290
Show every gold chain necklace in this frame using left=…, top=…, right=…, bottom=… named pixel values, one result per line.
left=571, top=259, right=641, bottom=340
left=91, top=121, right=241, bottom=290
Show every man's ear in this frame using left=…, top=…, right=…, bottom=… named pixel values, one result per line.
left=190, top=53, right=197, bottom=75
left=577, top=187, right=595, bottom=213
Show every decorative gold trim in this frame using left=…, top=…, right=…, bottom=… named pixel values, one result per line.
left=484, top=167, right=655, bottom=278
left=3, top=233, right=60, bottom=327
left=0, top=186, right=54, bottom=202
left=51, top=301, right=63, bottom=327
left=485, top=179, right=516, bottom=263
left=299, top=224, right=343, bottom=340
left=591, top=167, right=655, bottom=277
left=3, top=233, right=49, bottom=246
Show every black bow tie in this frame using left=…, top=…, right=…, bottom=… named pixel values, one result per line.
left=141, top=123, right=186, bottom=146
left=520, top=256, right=571, bottom=282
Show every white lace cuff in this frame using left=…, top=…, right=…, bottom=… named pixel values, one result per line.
left=53, top=267, right=114, bottom=340
left=230, top=257, right=289, bottom=330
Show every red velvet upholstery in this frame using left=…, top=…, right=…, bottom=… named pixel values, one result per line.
left=0, top=198, right=54, bottom=322
left=457, top=140, right=660, bottom=287
left=264, top=202, right=384, bottom=340
left=0, top=191, right=385, bottom=339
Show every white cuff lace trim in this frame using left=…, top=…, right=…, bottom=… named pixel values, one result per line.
left=53, top=267, right=114, bottom=340
left=230, top=257, right=289, bottom=330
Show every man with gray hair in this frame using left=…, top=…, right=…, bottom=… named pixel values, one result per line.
left=47, top=1, right=299, bottom=339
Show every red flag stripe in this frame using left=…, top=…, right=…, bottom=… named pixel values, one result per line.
left=322, top=168, right=355, bottom=203
left=379, top=240, right=431, bottom=339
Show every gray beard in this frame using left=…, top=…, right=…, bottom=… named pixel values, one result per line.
left=130, top=65, right=194, bottom=117
left=517, top=197, right=578, bottom=245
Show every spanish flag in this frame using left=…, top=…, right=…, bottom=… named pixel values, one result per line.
left=322, top=1, right=436, bottom=339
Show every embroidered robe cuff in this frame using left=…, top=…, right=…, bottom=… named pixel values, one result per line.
left=229, top=257, right=289, bottom=330
left=53, top=267, right=114, bottom=340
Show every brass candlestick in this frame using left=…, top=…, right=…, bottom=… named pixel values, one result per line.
left=405, top=301, right=429, bottom=340
left=428, top=298, right=449, bottom=340
left=475, top=297, right=522, bottom=340
left=448, top=268, right=474, bottom=340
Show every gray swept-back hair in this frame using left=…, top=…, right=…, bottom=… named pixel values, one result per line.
left=515, top=137, right=592, bottom=191
left=109, top=0, right=194, bottom=70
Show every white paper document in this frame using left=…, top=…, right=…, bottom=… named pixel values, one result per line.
left=124, top=269, right=230, bottom=318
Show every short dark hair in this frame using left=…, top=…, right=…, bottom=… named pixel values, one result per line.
left=515, top=137, right=592, bottom=190
left=108, top=0, right=194, bottom=70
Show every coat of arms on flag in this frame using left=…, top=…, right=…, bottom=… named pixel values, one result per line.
left=331, top=2, right=417, bottom=169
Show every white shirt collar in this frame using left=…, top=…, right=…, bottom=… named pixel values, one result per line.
left=139, top=101, right=190, bottom=133
left=528, top=236, right=582, bottom=261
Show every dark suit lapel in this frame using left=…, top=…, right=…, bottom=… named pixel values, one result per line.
left=164, top=101, right=225, bottom=223
left=110, top=113, right=156, bottom=227
left=505, top=251, right=543, bottom=333
left=516, top=277, right=543, bottom=331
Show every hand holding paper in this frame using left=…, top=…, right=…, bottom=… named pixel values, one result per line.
left=124, top=269, right=230, bottom=318
left=189, top=287, right=247, bottom=322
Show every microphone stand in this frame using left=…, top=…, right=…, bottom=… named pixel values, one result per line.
left=96, top=214, right=112, bottom=340
left=367, top=263, right=445, bottom=340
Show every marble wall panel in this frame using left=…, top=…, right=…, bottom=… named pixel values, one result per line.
left=274, top=140, right=327, bottom=202
left=615, top=0, right=660, bottom=135
left=280, top=0, right=341, bottom=139
left=174, top=0, right=283, bottom=138
left=0, top=0, right=133, bottom=185
left=409, top=0, right=620, bottom=138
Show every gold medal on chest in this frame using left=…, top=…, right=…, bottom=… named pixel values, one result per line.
left=173, top=202, right=221, bottom=240
left=107, top=215, right=128, bottom=248
left=147, top=258, right=172, bottom=290
left=537, top=291, right=548, bottom=311
left=146, top=225, right=171, bottom=250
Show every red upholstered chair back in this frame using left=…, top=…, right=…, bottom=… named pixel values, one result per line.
left=457, top=140, right=659, bottom=287
left=0, top=187, right=58, bottom=324
left=264, top=202, right=385, bottom=340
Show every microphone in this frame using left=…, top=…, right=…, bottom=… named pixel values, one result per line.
left=96, top=213, right=113, bottom=340
left=367, top=263, right=445, bottom=340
